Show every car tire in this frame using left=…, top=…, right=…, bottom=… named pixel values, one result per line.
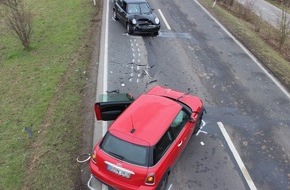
left=113, top=9, right=118, bottom=20
left=153, top=31, right=159, bottom=36
left=126, top=23, right=133, bottom=35
left=157, top=172, right=169, bottom=190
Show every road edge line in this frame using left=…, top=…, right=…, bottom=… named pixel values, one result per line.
left=194, top=0, right=290, bottom=100
left=217, top=122, right=257, bottom=190
left=94, top=0, right=110, bottom=189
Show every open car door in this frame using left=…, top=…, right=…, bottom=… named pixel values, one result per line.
left=94, top=93, right=134, bottom=121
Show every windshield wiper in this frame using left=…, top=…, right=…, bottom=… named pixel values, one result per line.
left=107, top=151, right=124, bottom=160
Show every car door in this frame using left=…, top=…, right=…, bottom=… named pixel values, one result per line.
left=169, top=110, right=192, bottom=164
left=152, top=110, right=192, bottom=178
left=115, top=0, right=127, bottom=24
left=94, top=93, right=134, bottom=121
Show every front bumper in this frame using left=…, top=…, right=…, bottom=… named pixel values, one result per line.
left=133, top=24, right=160, bottom=34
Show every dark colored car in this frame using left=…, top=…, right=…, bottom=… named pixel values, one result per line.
left=113, top=0, right=160, bottom=35
left=90, top=86, right=205, bottom=190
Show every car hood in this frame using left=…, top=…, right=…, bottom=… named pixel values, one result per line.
left=129, top=13, right=157, bottom=22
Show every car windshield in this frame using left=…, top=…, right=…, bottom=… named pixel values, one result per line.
left=127, top=3, right=151, bottom=14
left=100, top=132, right=149, bottom=166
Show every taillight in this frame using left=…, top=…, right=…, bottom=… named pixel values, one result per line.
left=145, top=173, right=155, bottom=185
left=91, top=150, right=97, bottom=163
left=94, top=103, right=102, bottom=120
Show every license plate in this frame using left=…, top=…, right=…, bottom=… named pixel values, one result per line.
left=107, top=164, right=131, bottom=178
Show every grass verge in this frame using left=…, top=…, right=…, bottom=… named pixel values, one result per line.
left=199, top=0, right=290, bottom=90
left=0, top=0, right=98, bottom=189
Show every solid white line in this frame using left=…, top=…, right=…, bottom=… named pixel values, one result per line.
left=96, top=0, right=110, bottom=190
left=103, top=0, right=109, bottom=100
left=194, top=0, right=290, bottom=100
left=102, top=1, right=109, bottom=189
left=217, top=122, right=257, bottom=190
left=158, top=9, right=171, bottom=30
left=101, top=0, right=109, bottom=136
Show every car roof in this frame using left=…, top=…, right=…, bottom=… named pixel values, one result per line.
left=109, top=94, right=182, bottom=146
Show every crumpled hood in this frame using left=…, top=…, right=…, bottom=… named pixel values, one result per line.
left=128, top=13, right=157, bottom=22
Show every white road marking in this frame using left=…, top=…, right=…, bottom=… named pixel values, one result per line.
left=94, top=0, right=109, bottom=143
left=217, top=122, right=257, bottom=190
left=101, top=0, right=110, bottom=139
left=158, top=9, right=171, bottom=30
left=94, top=0, right=110, bottom=189
left=196, top=120, right=207, bottom=136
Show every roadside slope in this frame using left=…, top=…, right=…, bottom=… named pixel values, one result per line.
left=0, top=0, right=101, bottom=189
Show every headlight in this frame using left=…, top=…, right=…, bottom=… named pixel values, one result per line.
left=155, top=17, right=160, bottom=24
left=132, top=18, right=137, bottom=25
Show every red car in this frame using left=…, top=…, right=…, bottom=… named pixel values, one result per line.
left=90, top=86, right=205, bottom=190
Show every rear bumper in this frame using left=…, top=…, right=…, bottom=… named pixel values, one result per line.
left=90, top=160, right=155, bottom=190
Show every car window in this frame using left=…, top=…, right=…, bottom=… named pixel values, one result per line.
left=170, top=110, right=189, bottom=139
left=127, top=3, right=151, bottom=14
left=140, top=3, right=151, bottom=14
left=153, top=131, right=173, bottom=164
left=116, top=0, right=122, bottom=7
left=152, top=110, right=189, bottom=165
left=100, top=132, right=149, bottom=166
left=117, top=0, right=126, bottom=11
left=127, top=4, right=140, bottom=14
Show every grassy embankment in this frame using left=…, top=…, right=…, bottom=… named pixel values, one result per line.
left=0, top=0, right=97, bottom=189
left=200, top=0, right=290, bottom=90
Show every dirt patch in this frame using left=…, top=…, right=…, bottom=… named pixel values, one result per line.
left=21, top=24, right=94, bottom=190
left=78, top=2, right=102, bottom=189
left=20, top=2, right=103, bottom=190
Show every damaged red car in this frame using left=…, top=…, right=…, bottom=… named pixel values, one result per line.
left=90, top=86, right=205, bottom=190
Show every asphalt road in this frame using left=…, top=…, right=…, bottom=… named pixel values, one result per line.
left=90, top=0, right=290, bottom=189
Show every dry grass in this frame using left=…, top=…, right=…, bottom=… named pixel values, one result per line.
left=0, top=0, right=98, bottom=189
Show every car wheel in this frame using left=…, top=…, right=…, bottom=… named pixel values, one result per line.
left=153, top=31, right=159, bottom=36
left=113, top=9, right=118, bottom=20
left=126, top=23, right=133, bottom=35
left=158, top=173, right=169, bottom=190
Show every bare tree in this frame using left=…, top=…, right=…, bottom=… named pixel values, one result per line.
left=240, top=0, right=255, bottom=22
left=0, top=0, right=33, bottom=49
left=277, top=2, right=290, bottom=50
left=219, top=0, right=234, bottom=7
